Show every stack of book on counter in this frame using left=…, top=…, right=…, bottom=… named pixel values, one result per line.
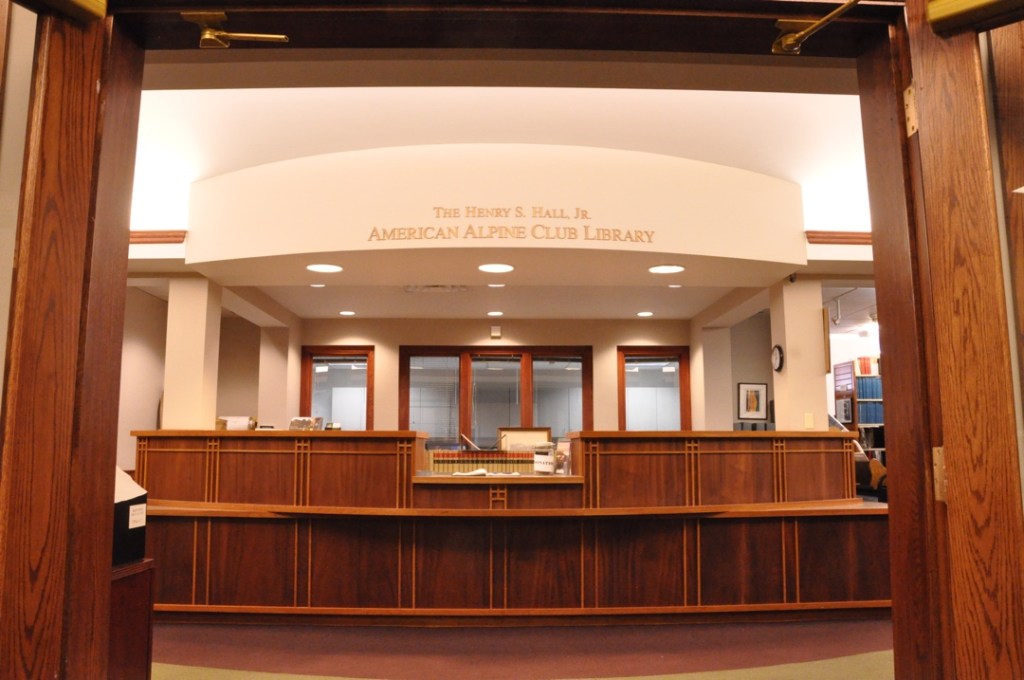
left=428, top=449, right=535, bottom=474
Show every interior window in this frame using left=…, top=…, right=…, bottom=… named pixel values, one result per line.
left=408, top=355, right=460, bottom=448
left=618, top=347, right=690, bottom=431
left=301, top=346, right=373, bottom=428
left=400, top=346, right=592, bottom=448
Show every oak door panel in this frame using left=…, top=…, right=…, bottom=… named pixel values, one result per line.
left=413, top=520, right=492, bottom=608
left=308, top=518, right=402, bottom=608
left=207, top=519, right=297, bottom=607
left=594, top=518, right=685, bottom=607
left=309, top=452, right=399, bottom=507
left=217, top=443, right=296, bottom=504
left=148, top=518, right=199, bottom=605
left=797, top=517, right=891, bottom=603
left=504, top=519, right=584, bottom=609
left=699, top=518, right=785, bottom=605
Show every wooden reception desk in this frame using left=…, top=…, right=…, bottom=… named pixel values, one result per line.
left=135, top=430, right=889, bottom=623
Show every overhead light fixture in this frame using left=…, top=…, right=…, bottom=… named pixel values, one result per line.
left=648, top=264, right=685, bottom=274
left=487, top=311, right=504, bottom=317
left=307, top=264, right=342, bottom=273
left=637, top=311, right=654, bottom=317
left=488, top=283, right=506, bottom=288
left=310, top=284, right=326, bottom=288
left=668, top=284, right=682, bottom=289
left=339, top=310, right=355, bottom=316
left=479, top=263, right=514, bottom=274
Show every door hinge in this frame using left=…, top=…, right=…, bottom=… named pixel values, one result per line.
left=933, top=445, right=946, bottom=502
left=904, top=83, right=919, bottom=138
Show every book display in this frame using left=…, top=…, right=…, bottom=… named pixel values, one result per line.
left=135, top=429, right=889, bottom=623
left=834, top=357, right=886, bottom=463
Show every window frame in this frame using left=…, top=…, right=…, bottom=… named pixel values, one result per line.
left=300, top=345, right=375, bottom=428
left=399, top=345, right=593, bottom=439
left=617, top=345, right=691, bottom=431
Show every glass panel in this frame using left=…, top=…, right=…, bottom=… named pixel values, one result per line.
left=409, top=355, right=460, bottom=449
left=624, top=356, right=681, bottom=430
left=310, top=354, right=368, bottom=429
left=533, top=357, right=583, bottom=440
left=471, top=355, right=521, bottom=448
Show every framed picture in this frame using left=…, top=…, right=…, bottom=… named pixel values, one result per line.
left=497, top=427, right=552, bottom=450
left=737, top=383, right=768, bottom=420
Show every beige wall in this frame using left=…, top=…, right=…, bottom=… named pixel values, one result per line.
left=217, top=316, right=261, bottom=418
left=0, top=6, right=36, bottom=400
left=118, top=288, right=168, bottom=468
left=731, top=312, right=773, bottom=424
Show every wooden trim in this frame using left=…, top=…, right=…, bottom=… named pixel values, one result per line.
left=858, top=23, right=951, bottom=680
left=148, top=497, right=883, bottom=519
left=129, top=229, right=186, bottom=244
left=804, top=230, right=873, bottom=245
left=906, top=0, right=1024, bottom=675
left=0, top=15, right=142, bottom=678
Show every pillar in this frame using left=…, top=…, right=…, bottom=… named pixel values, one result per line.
left=769, top=277, right=827, bottom=430
left=162, top=277, right=222, bottom=428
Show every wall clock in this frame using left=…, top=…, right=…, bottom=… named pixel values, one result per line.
left=771, top=344, right=785, bottom=372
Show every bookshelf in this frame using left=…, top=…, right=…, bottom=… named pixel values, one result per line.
left=834, top=357, right=885, bottom=463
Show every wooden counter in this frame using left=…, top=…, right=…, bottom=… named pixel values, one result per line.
left=135, top=430, right=889, bottom=622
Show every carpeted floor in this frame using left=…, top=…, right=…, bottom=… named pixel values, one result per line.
left=151, top=619, right=894, bottom=680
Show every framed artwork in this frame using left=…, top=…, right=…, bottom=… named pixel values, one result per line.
left=497, top=427, right=552, bottom=450
left=737, top=383, right=768, bottom=420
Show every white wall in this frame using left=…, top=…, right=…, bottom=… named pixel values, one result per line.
left=190, top=145, right=806, bottom=268
left=117, top=289, right=168, bottom=469
left=217, top=316, right=260, bottom=418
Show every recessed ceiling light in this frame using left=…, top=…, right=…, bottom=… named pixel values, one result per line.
left=637, top=311, right=654, bottom=317
left=307, top=264, right=343, bottom=273
left=488, top=283, right=506, bottom=288
left=648, top=264, right=685, bottom=274
left=339, top=310, right=355, bottom=316
left=310, top=283, right=326, bottom=288
left=479, top=263, right=514, bottom=274
left=487, top=311, right=504, bottom=317
left=668, top=284, right=682, bottom=289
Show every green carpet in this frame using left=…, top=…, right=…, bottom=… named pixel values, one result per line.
left=152, top=650, right=895, bottom=680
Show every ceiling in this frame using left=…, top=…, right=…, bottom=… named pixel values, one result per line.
left=128, top=48, right=877, bottom=328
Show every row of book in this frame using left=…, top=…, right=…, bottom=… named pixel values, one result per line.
left=856, top=356, right=881, bottom=376
left=855, top=376, right=883, bottom=399
left=428, top=450, right=536, bottom=474
left=858, top=401, right=885, bottom=424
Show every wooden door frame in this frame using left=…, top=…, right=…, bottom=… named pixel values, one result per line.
left=0, top=11, right=143, bottom=678
left=4, top=1, right=1024, bottom=677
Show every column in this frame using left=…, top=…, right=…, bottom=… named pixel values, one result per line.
left=769, top=277, right=827, bottom=430
left=257, top=325, right=300, bottom=429
left=162, top=278, right=222, bottom=428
